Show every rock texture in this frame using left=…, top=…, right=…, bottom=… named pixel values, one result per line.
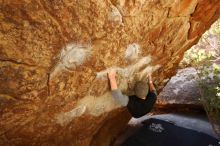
left=0, top=0, right=219, bottom=145
left=156, top=67, right=203, bottom=111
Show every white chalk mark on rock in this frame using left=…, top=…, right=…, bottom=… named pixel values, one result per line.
left=54, top=56, right=161, bottom=125
left=97, top=55, right=158, bottom=81
left=60, top=43, right=92, bottom=69
left=125, top=43, right=141, bottom=60
left=55, top=55, right=161, bottom=125
left=108, top=5, right=123, bottom=24
left=76, top=92, right=121, bottom=116
left=96, top=55, right=161, bottom=91
left=56, top=105, right=87, bottom=126
left=51, top=42, right=92, bottom=78
left=96, top=56, right=152, bottom=80
left=139, top=64, right=161, bottom=80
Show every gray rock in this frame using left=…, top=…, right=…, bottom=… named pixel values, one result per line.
left=157, top=67, right=202, bottom=107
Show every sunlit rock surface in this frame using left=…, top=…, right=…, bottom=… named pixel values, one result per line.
left=0, top=0, right=219, bottom=145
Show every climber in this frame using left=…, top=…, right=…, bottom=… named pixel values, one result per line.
left=107, top=70, right=157, bottom=118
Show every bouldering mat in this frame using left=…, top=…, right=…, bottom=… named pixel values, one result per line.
left=121, top=118, right=219, bottom=146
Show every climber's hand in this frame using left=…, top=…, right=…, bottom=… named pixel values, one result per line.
left=147, top=73, right=153, bottom=83
left=148, top=73, right=156, bottom=91
left=107, top=69, right=116, bottom=80
left=108, top=69, right=118, bottom=90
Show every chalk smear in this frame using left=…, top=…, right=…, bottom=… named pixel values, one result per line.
left=108, top=5, right=123, bottom=24
left=51, top=42, right=92, bottom=78
left=125, top=43, right=141, bottom=60
left=56, top=105, right=87, bottom=126
left=96, top=55, right=152, bottom=80
left=55, top=55, right=161, bottom=126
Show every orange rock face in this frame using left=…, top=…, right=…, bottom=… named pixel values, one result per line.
left=0, top=0, right=219, bottom=145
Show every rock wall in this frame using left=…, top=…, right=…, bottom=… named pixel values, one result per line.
left=0, top=0, right=219, bottom=145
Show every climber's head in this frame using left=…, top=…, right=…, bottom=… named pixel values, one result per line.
left=134, top=81, right=149, bottom=99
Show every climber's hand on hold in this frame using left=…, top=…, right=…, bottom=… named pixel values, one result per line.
left=108, top=69, right=116, bottom=80
left=147, top=73, right=153, bottom=83
left=147, top=73, right=156, bottom=91
left=107, top=69, right=118, bottom=90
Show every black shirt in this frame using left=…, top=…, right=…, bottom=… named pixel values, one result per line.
left=127, top=90, right=157, bottom=118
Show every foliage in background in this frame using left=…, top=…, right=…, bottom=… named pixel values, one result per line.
left=180, top=19, right=220, bottom=135
left=180, top=18, right=220, bottom=68
left=180, top=18, right=220, bottom=110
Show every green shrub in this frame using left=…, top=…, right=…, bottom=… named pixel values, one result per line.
left=180, top=18, right=220, bottom=136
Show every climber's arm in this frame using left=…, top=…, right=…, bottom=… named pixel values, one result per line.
left=108, top=70, right=118, bottom=90
left=148, top=73, right=157, bottom=95
left=108, top=70, right=129, bottom=106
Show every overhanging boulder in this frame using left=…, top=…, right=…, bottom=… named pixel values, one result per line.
left=0, top=0, right=219, bottom=145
